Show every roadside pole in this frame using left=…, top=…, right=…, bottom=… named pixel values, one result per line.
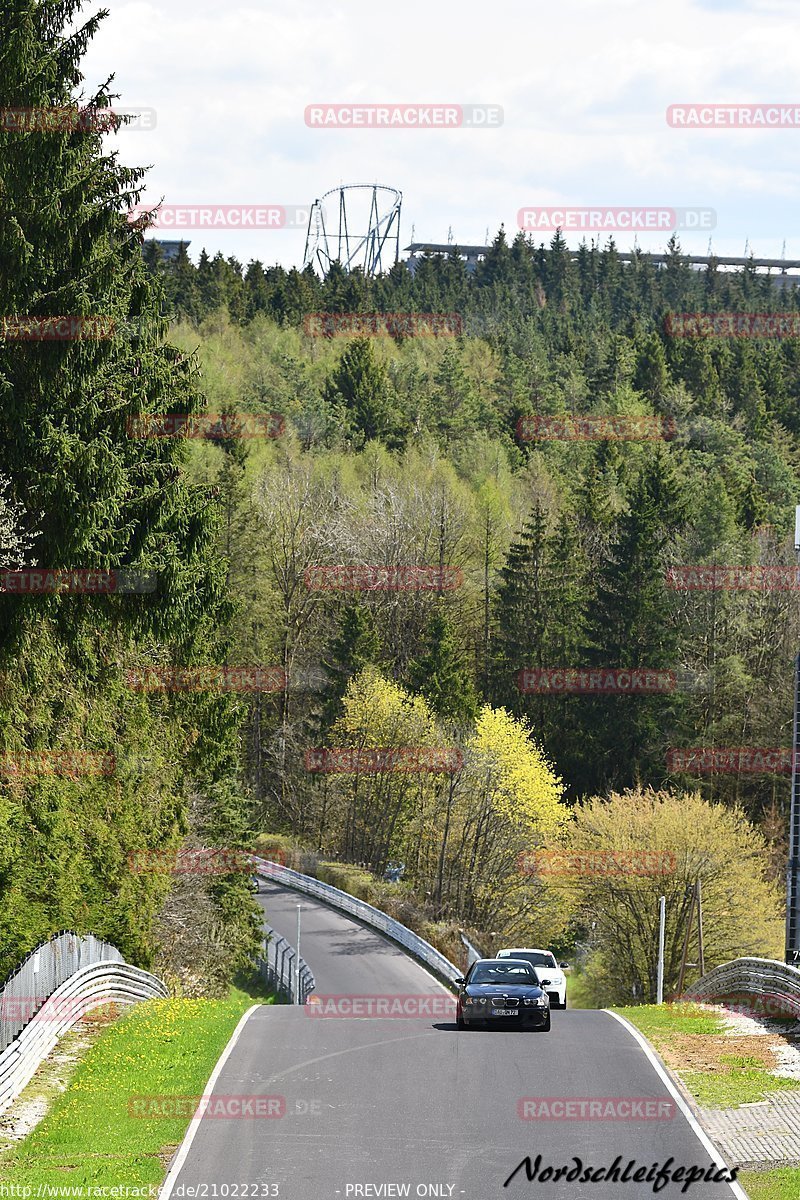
left=295, top=904, right=302, bottom=1003
left=657, top=896, right=666, bottom=1004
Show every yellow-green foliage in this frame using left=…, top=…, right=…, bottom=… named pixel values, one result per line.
left=315, top=670, right=571, bottom=944
left=467, top=705, right=566, bottom=835
left=558, top=788, right=784, bottom=1005
left=336, top=667, right=442, bottom=750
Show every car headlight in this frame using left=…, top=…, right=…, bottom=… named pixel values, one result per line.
left=535, top=996, right=548, bottom=1007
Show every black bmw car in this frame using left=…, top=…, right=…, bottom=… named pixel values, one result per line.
left=455, top=958, right=551, bottom=1030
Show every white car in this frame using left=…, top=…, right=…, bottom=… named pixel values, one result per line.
left=496, top=948, right=568, bottom=1008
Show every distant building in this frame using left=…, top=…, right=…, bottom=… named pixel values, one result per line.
left=146, top=240, right=191, bottom=263
left=404, top=242, right=487, bottom=276
left=404, top=241, right=800, bottom=287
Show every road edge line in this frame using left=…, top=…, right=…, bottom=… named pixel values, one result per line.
left=604, top=1010, right=749, bottom=1199
left=159, top=1003, right=260, bottom=1199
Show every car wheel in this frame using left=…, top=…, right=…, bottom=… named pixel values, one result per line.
left=456, top=1014, right=465, bottom=1029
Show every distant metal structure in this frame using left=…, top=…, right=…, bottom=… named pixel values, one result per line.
left=303, top=184, right=402, bottom=278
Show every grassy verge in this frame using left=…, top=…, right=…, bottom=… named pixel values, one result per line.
left=564, top=966, right=593, bottom=1009
left=0, top=972, right=274, bottom=1189
left=616, top=1002, right=800, bottom=1108
left=739, top=1168, right=800, bottom=1200
left=618, top=1003, right=800, bottom=1200
left=681, top=1054, right=800, bottom=1108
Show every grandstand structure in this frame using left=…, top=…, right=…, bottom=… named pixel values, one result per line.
left=404, top=242, right=800, bottom=287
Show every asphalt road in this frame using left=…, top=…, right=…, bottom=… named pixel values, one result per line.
left=254, top=882, right=447, bottom=998
left=162, top=881, right=744, bottom=1200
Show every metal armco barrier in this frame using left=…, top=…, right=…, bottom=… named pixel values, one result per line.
left=0, top=952, right=167, bottom=1117
left=257, top=924, right=315, bottom=1004
left=460, top=932, right=483, bottom=968
left=685, top=956, right=800, bottom=1018
left=0, top=930, right=125, bottom=1052
left=254, top=857, right=462, bottom=986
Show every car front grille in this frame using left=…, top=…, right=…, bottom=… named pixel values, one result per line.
left=491, top=995, right=519, bottom=1007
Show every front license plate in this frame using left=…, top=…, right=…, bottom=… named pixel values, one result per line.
left=491, top=1008, right=518, bottom=1016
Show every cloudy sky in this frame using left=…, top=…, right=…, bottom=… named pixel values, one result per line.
left=78, top=0, right=800, bottom=270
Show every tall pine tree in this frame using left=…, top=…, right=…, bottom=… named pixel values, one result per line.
left=0, top=0, right=259, bottom=978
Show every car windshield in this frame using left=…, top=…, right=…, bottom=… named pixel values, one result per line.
left=469, top=962, right=537, bottom=984
left=504, top=951, right=556, bottom=969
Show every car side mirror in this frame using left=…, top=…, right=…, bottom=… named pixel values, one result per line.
left=454, top=977, right=464, bottom=986
left=539, top=978, right=551, bottom=987
left=559, top=962, right=569, bottom=969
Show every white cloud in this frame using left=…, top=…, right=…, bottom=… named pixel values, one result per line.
left=74, top=0, right=800, bottom=266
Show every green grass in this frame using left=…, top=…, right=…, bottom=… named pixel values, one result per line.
left=682, top=1054, right=800, bottom=1108
left=615, top=1001, right=726, bottom=1041
left=616, top=1003, right=800, bottom=1109
left=740, top=1167, right=800, bottom=1200
left=564, top=968, right=594, bottom=1009
left=618, top=1004, right=800, bottom=1197
left=0, top=973, right=274, bottom=1189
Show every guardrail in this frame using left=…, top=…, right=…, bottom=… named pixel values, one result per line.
left=685, top=956, right=800, bottom=1018
left=257, top=924, right=315, bottom=1004
left=0, top=931, right=126, bottom=1052
left=459, top=932, right=483, bottom=968
left=254, top=857, right=462, bottom=987
left=0, top=957, right=167, bottom=1116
